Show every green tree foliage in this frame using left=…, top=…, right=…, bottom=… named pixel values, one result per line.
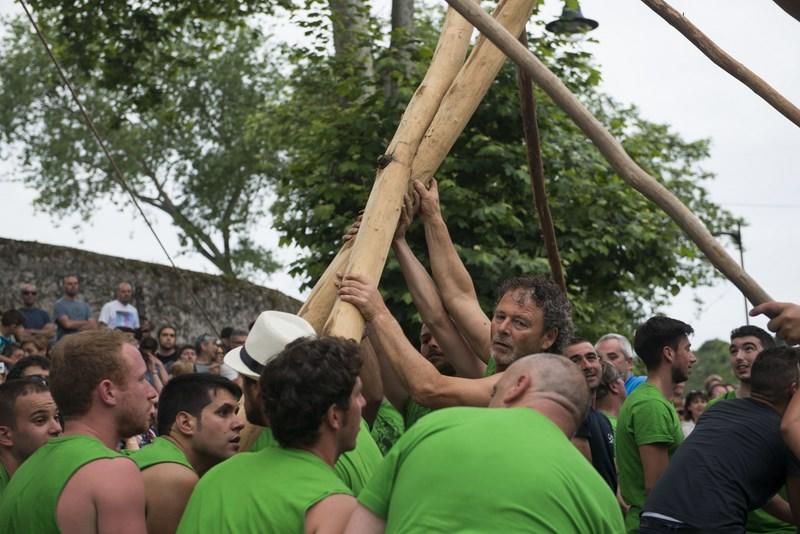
left=0, top=17, right=282, bottom=278
left=267, top=9, right=741, bottom=339
left=685, top=338, right=735, bottom=391
left=24, top=0, right=291, bottom=109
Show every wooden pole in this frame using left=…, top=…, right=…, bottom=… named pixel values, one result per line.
left=444, top=0, right=772, bottom=306
left=516, top=32, right=566, bottom=294
left=324, top=1, right=539, bottom=339
left=642, top=0, right=800, bottom=129
left=410, top=0, right=538, bottom=183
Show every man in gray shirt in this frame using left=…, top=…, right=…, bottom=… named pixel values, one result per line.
left=53, top=275, right=96, bottom=340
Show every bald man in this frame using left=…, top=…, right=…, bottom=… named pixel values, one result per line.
left=98, top=282, right=140, bottom=330
left=345, top=354, right=625, bottom=533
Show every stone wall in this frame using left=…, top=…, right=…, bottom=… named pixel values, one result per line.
left=0, top=237, right=301, bottom=344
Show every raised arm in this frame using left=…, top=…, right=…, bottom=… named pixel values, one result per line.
left=358, top=338, right=384, bottom=426
left=751, top=301, right=800, bottom=344
left=338, top=273, right=498, bottom=409
left=392, top=195, right=486, bottom=378
left=414, top=179, right=491, bottom=359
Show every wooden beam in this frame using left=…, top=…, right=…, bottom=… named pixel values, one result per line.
left=444, top=0, right=772, bottom=306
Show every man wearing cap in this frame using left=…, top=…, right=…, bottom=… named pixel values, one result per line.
left=225, top=311, right=382, bottom=494
left=178, top=336, right=364, bottom=533
left=129, top=373, right=244, bottom=534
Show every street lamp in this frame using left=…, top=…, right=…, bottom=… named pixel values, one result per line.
left=545, top=0, right=599, bottom=35
left=714, top=222, right=749, bottom=325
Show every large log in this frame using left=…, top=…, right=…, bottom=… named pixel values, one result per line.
left=642, top=0, right=800, bottom=129
left=322, top=6, right=477, bottom=338
left=325, top=0, right=537, bottom=339
left=444, top=0, right=772, bottom=306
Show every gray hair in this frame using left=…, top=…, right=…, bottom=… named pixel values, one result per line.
left=596, top=333, right=634, bottom=360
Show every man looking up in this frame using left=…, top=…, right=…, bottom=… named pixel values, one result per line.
left=715, top=325, right=776, bottom=402
left=338, top=273, right=572, bottom=409
left=178, top=336, right=363, bottom=534
left=130, top=374, right=244, bottom=534
left=0, top=329, right=157, bottom=533
left=616, top=316, right=695, bottom=533
left=224, top=311, right=382, bottom=494
left=596, top=333, right=646, bottom=395
left=53, top=274, right=96, bottom=340
left=564, top=337, right=617, bottom=491
left=99, top=282, right=140, bottom=330
left=0, top=377, right=62, bottom=497
left=345, top=354, right=624, bottom=533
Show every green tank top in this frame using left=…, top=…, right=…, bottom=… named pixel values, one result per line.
left=484, top=356, right=497, bottom=376
left=248, top=419, right=381, bottom=494
left=371, top=399, right=405, bottom=455
left=0, top=435, right=125, bottom=534
left=129, top=436, right=194, bottom=472
left=177, top=446, right=352, bottom=533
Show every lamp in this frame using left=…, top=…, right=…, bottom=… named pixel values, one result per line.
left=545, top=0, right=599, bottom=34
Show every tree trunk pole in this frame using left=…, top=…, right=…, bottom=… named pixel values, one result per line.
left=444, top=0, right=772, bottom=306
left=641, top=0, right=800, bottom=129
left=516, top=32, right=566, bottom=294
left=321, top=6, right=475, bottom=339
left=410, top=0, right=538, bottom=182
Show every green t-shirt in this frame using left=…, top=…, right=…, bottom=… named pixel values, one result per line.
left=617, top=382, right=683, bottom=534
left=0, top=463, right=9, bottom=500
left=129, top=436, right=194, bottom=472
left=359, top=406, right=624, bottom=533
left=403, top=399, right=432, bottom=430
left=249, top=418, right=381, bottom=494
left=177, top=446, right=352, bottom=534
left=707, top=391, right=794, bottom=533
left=0, top=435, right=125, bottom=534
left=602, top=411, right=618, bottom=436
left=371, top=399, right=405, bottom=455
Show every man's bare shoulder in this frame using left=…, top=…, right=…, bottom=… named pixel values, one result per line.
left=142, top=462, right=198, bottom=490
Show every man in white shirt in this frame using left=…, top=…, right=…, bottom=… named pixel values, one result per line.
left=98, top=282, right=140, bottom=330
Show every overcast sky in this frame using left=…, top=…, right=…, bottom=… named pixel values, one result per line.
left=1, top=0, right=798, bottom=345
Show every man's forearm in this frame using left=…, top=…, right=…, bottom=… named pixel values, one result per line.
left=423, top=216, right=478, bottom=301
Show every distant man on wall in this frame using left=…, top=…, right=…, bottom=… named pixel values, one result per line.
left=53, top=274, right=96, bottom=340
left=17, top=283, right=56, bottom=340
left=98, top=282, right=140, bottom=330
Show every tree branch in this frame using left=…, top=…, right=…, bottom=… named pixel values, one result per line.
left=641, top=0, right=800, bottom=128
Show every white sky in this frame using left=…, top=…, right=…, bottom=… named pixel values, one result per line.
left=1, top=0, right=798, bottom=345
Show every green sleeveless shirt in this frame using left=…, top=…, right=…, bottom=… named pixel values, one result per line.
left=177, top=446, right=352, bottom=533
left=129, top=436, right=194, bottom=472
left=0, top=435, right=125, bottom=534
left=249, top=419, right=382, bottom=494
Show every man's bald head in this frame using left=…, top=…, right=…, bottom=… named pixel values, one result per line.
left=489, top=353, right=589, bottom=431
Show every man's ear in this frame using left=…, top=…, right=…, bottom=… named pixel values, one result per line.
left=662, top=345, right=675, bottom=365
left=96, top=379, right=118, bottom=406
left=542, top=328, right=558, bottom=353
left=503, top=374, right=532, bottom=406
left=325, top=404, right=343, bottom=432
left=0, top=425, right=13, bottom=447
left=174, top=411, right=196, bottom=436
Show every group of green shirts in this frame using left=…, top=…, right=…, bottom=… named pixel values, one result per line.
left=0, top=406, right=627, bottom=533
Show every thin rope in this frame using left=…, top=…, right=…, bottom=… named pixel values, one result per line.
left=19, top=0, right=221, bottom=338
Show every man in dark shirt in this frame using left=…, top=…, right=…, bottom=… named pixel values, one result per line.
left=564, top=337, right=617, bottom=491
left=641, top=346, right=800, bottom=532
left=17, top=283, right=55, bottom=341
